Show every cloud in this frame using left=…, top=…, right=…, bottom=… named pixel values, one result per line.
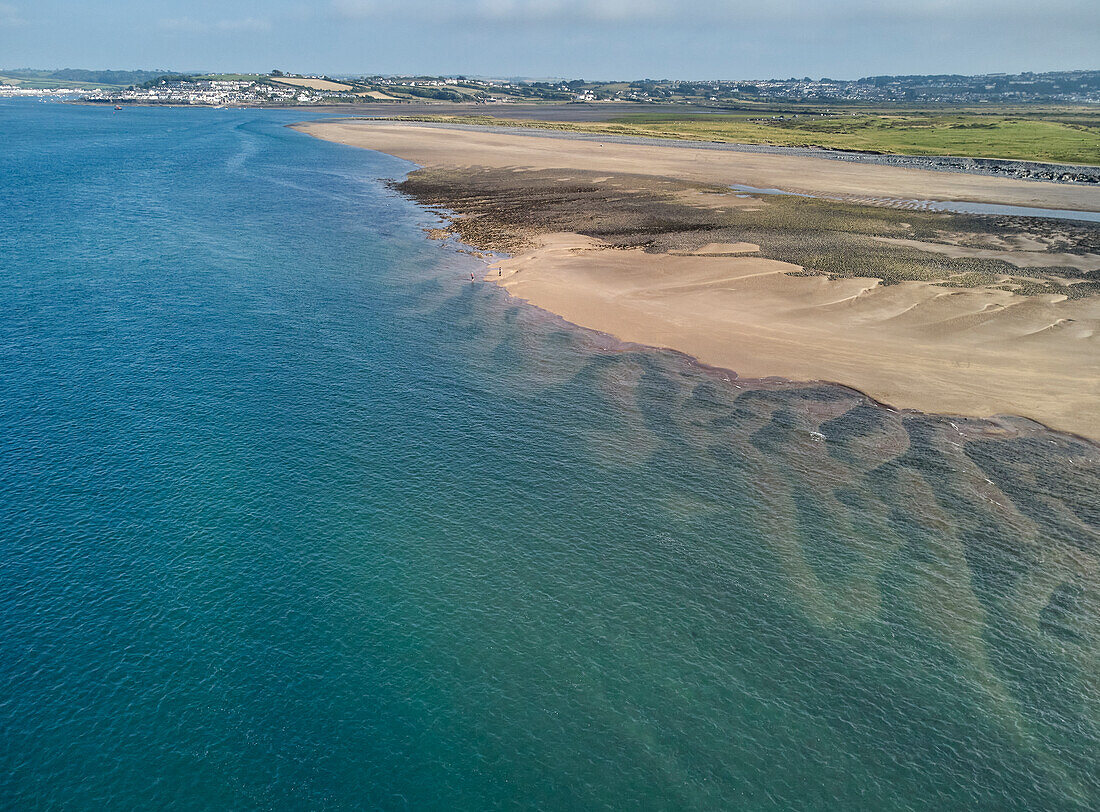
left=331, top=0, right=375, bottom=17
left=470, top=0, right=665, bottom=22
left=328, top=0, right=1099, bottom=28
left=715, top=0, right=1099, bottom=26
left=158, top=16, right=272, bottom=34
left=0, top=3, right=25, bottom=26
left=331, top=0, right=668, bottom=23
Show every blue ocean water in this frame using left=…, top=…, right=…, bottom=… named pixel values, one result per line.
left=1, top=100, right=1098, bottom=810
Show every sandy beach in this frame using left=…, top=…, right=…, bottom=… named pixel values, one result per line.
left=296, top=120, right=1100, bottom=440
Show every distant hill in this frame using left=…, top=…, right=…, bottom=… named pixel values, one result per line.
left=5, top=67, right=1099, bottom=103
left=854, top=70, right=1100, bottom=99
left=0, top=69, right=171, bottom=89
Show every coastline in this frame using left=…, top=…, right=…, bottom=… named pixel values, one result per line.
left=293, top=119, right=1100, bottom=441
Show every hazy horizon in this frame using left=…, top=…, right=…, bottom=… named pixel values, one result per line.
left=1, top=1, right=1097, bottom=81
left=5, top=67, right=1100, bottom=84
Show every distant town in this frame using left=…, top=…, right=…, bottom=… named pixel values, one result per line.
left=2, top=68, right=1099, bottom=108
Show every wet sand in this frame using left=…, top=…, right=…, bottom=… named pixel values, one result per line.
left=295, top=120, right=1100, bottom=440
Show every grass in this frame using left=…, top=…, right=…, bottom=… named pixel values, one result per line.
left=388, top=111, right=1100, bottom=165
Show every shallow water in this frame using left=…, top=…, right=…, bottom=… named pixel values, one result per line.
left=889, top=198, right=1100, bottom=221
left=1, top=100, right=1098, bottom=810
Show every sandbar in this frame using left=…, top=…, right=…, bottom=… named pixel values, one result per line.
left=295, top=120, right=1100, bottom=440
left=297, top=121, right=1100, bottom=212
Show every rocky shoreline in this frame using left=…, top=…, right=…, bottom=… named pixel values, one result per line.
left=821, top=151, right=1100, bottom=184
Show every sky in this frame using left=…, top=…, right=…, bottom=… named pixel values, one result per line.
left=1, top=0, right=1098, bottom=80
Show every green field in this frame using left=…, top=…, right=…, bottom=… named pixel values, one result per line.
left=393, top=110, right=1100, bottom=165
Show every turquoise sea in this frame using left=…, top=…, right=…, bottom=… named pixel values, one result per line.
left=1, top=100, right=1098, bottom=809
